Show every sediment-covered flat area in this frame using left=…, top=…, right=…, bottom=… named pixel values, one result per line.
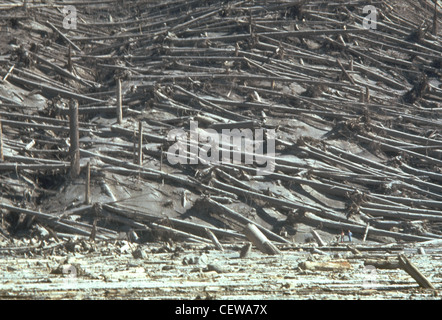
left=1, top=241, right=441, bottom=299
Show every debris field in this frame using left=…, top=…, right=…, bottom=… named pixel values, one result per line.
left=0, top=0, right=441, bottom=299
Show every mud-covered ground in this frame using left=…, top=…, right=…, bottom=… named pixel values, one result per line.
left=1, top=240, right=441, bottom=300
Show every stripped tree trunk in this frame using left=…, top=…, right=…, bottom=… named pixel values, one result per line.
left=243, top=223, right=281, bottom=255
left=69, top=100, right=80, bottom=178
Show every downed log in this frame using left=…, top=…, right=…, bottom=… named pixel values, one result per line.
left=337, top=59, right=356, bottom=86
left=346, top=245, right=361, bottom=255
left=205, top=228, right=224, bottom=251
left=0, top=118, right=93, bottom=134
left=110, top=125, right=167, bottom=143
left=79, top=149, right=238, bottom=199
left=356, top=134, right=442, bottom=169
left=0, top=242, right=65, bottom=253
left=243, top=223, right=281, bottom=255
left=299, top=260, right=352, bottom=272
left=0, top=203, right=109, bottom=239
left=46, top=21, right=82, bottom=52
left=364, top=258, right=400, bottom=269
left=174, top=85, right=251, bottom=121
left=170, top=28, right=372, bottom=45
left=300, top=211, right=434, bottom=242
left=0, top=162, right=70, bottom=171
left=311, top=229, right=326, bottom=247
left=149, top=222, right=212, bottom=244
left=102, top=203, right=246, bottom=241
left=2, top=0, right=442, bottom=255
left=31, top=51, right=93, bottom=87
left=205, top=198, right=290, bottom=244
left=398, top=254, right=435, bottom=290
left=5, top=74, right=104, bottom=104
left=360, top=207, right=442, bottom=222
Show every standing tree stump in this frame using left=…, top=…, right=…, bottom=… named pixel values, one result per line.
left=69, top=100, right=80, bottom=178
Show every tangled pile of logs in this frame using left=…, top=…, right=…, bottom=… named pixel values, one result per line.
left=0, top=0, right=441, bottom=247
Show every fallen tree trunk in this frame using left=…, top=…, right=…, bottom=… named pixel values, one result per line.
left=205, top=228, right=224, bottom=251
left=243, top=223, right=281, bottom=255
left=0, top=163, right=70, bottom=171
left=299, top=260, right=352, bottom=272
left=205, top=198, right=290, bottom=244
left=300, top=211, right=434, bottom=242
left=364, top=258, right=401, bottom=269
left=5, top=74, right=105, bottom=104
left=79, top=149, right=238, bottom=199
left=0, top=203, right=110, bottom=239
left=311, top=229, right=327, bottom=247
left=398, top=254, right=436, bottom=290
left=102, top=203, right=246, bottom=241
